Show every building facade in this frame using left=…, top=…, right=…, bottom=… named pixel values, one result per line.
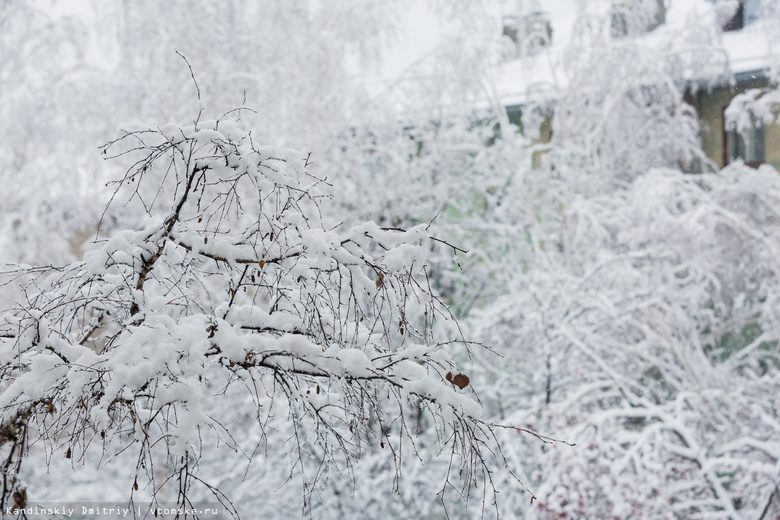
left=498, top=0, right=779, bottom=171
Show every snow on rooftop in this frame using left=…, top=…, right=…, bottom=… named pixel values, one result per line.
left=722, top=18, right=775, bottom=75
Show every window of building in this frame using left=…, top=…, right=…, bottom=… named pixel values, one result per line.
left=725, top=122, right=765, bottom=167
left=522, top=11, right=552, bottom=54
left=502, top=11, right=552, bottom=56
left=722, top=2, right=745, bottom=31
left=745, top=0, right=762, bottom=24
left=502, top=15, right=519, bottom=45
left=611, top=7, right=628, bottom=37
left=611, top=0, right=666, bottom=37
left=719, top=0, right=761, bottom=31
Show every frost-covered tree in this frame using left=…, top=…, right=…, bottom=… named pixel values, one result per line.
left=0, top=0, right=409, bottom=266
left=0, top=1, right=542, bottom=516
left=0, top=103, right=540, bottom=516
left=7, top=0, right=780, bottom=518
left=457, top=2, right=780, bottom=518
left=471, top=164, right=780, bottom=518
